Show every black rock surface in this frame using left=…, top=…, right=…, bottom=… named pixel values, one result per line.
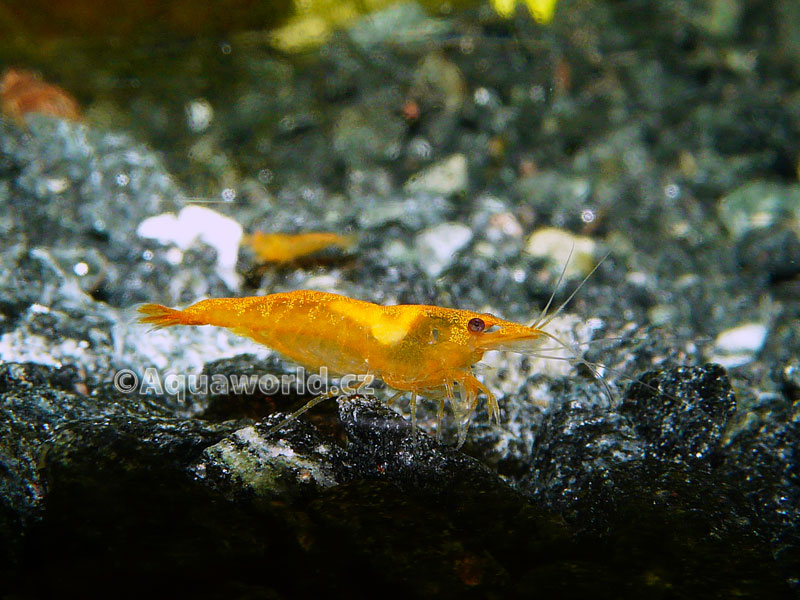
left=2, top=1, right=799, bottom=597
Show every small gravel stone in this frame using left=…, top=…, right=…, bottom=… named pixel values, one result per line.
left=718, top=181, right=800, bottom=239
left=405, top=154, right=468, bottom=196
left=414, top=222, right=473, bottom=277
left=711, top=322, right=769, bottom=368
left=525, top=227, right=597, bottom=279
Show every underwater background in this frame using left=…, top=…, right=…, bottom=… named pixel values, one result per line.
left=1, top=0, right=799, bottom=597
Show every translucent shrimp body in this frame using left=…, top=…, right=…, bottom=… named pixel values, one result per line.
left=138, top=290, right=551, bottom=446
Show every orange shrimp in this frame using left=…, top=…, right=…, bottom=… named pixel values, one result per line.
left=0, top=68, right=82, bottom=124
left=139, top=254, right=604, bottom=447
left=243, top=231, right=355, bottom=263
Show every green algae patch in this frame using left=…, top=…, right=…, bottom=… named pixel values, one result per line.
left=199, top=423, right=341, bottom=499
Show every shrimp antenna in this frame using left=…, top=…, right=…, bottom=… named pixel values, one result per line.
left=536, top=329, right=615, bottom=404
left=533, top=329, right=689, bottom=408
left=531, top=249, right=611, bottom=331
left=532, top=244, right=573, bottom=329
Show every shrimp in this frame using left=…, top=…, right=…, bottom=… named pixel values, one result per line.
left=243, top=232, right=355, bottom=263
left=0, top=68, right=82, bottom=124
left=138, top=254, right=604, bottom=447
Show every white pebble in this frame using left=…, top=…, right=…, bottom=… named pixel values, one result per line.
left=185, top=99, right=213, bottom=132
left=405, top=154, right=468, bottom=196
left=711, top=322, right=768, bottom=368
left=415, top=222, right=473, bottom=277
left=715, top=323, right=768, bottom=354
left=525, top=227, right=596, bottom=279
left=137, top=206, right=243, bottom=289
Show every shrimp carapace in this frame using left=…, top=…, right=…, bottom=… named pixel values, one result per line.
left=138, top=290, right=554, bottom=446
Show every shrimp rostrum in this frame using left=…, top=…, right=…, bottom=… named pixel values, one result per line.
left=139, top=266, right=598, bottom=447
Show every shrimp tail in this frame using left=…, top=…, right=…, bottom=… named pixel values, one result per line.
left=137, top=304, right=205, bottom=329
left=337, top=233, right=358, bottom=249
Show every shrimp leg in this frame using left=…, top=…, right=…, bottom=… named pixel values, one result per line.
left=267, top=371, right=373, bottom=436
left=386, top=389, right=404, bottom=406
left=266, top=390, right=339, bottom=435
left=409, top=391, right=418, bottom=433
left=438, top=381, right=455, bottom=441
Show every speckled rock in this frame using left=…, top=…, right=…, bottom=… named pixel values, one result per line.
left=722, top=397, right=800, bottom=588
left=621, top=364, right=736, bottom=464
left=0, top=115, right=231, bottom=308
left=1, top=115, right=183, bottom=246
left=515, top=365, right=791, bottom=596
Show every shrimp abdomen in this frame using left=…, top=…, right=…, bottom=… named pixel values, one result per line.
left=138, top=298, right=255, bottom=329
left=137, top=293, right=379, bottom=375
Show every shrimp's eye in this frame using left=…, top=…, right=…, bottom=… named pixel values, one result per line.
left=468, top=317, right=485, bottom=333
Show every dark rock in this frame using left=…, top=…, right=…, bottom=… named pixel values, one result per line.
left=516, top=367, right=791, bottom=597
left=621, top=363, right=736, bottom=465
left=198, top=354, right=315, bottom=421
left=521, top=398, right=646, bottom=519
left=0, top=361, right=207, bottom=574
left=338, top=395, right=508, bottom=497
left=782, top=360, right=800, bottom=402
left=735, top=226, right=800, bottom=286
left=723, top=397, right=800, bottom=588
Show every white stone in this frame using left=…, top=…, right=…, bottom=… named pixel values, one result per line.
left=185, top=99, right=213, bottom=132
left=711, top=322, right=768, bottom=368
left=405, top=154, right=468, bottom=196
left=137, top=205, right=243, bottom=289
left=414, top=222, right=473, bottom=277
left=714, top=323, right=768, bottom=354
left=525, top=227, right=597, bottom=279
